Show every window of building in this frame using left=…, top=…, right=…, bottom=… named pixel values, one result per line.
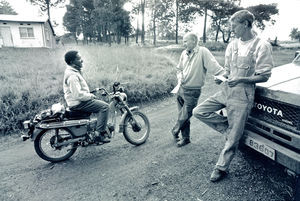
left=19, top=27, right=34, bottom=38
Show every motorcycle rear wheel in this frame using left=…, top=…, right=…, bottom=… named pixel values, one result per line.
left=34, top=128, right=77, bottom=162
left=123, top=111, right=150, bottom=145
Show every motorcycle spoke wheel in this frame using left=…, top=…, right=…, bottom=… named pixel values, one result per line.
left=34, top=128, right=77, bottom=162
left=123, top=111, right=150, bottom=145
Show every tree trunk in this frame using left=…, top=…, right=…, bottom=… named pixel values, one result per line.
left=202, top=7, right=207, bottom=43
left=73, top=33, right=78, bottom=45
left=215, top=21, right=220, bottom=42
left=46, top=0, right=51, bottom=21
left=220, top=29, right=231, bottom=43
left=141, top=0, right=145, bottom=45
left=97, top=30, right=102, bottom=42
left=103, top=25, right=108, bottom=43
left=153, top=20, right=156, bottom=45
left=108, top=30, right=111, bottom=46
left=175, top=0, right=179, bottom=44
left=118, top=33, right=121, bottom=44
left=153, top=0, right=156, bottom=46
left=215, top=29, right=219, bottom=42
left=136, top=7, right=140, bottom=44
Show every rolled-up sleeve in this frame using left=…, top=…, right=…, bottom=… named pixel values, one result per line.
left=223, top=43, right=233, bottom=76
left=202, top=47, right=224, bottom=73
left=255, top=42, right=273, bottom=78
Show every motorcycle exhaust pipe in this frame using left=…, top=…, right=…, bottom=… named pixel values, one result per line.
left=21, top=135, right=30, bottom=141
left=55, top=137, right=86, bottom=146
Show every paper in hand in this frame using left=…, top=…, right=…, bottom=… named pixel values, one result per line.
left=171, top=83, right=180, bottom=94
left=214, top=75, right=228, bottom=82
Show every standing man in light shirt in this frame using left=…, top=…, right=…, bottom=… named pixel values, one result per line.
left=63, top=50, right=110, bottom=143
left=193, top=10, right=274, bottom=182
left=171, top=33, right=223, bottom=147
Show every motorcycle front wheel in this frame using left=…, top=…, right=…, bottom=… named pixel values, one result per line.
left=123, top=111, right=150, bottom=145
left=34, top=128, right=77, bottom=162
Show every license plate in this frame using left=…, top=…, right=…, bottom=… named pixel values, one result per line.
left=244, top=136, right=275, bottom=160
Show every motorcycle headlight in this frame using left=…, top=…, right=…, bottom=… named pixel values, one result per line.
left=23, top=120, right=31, bottom=129
left=120, top=93, right=127, bottom=101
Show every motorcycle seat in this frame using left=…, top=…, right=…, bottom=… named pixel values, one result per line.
left=64, top=110, right=91, bottom=120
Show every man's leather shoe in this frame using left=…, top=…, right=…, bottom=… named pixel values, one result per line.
left=177, top=139, right=190, bottom=147
left=210, top=169, right=227, bottom=182
left=171, top=130, right=180, bottom=142
left=94, top=131, right=111, bottom=143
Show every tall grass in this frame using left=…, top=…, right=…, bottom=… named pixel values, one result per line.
left=0, top=45, right=296, bottom=135
left=0, top=45, right=177, bottom=135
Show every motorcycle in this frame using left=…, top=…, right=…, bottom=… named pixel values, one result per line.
left=22, top=82, right=150, bottom=163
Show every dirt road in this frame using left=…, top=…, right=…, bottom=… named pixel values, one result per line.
left=0, top=85, right=297, bottom=201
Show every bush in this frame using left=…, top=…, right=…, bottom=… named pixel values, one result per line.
left=200, top=41, right=228, bottom=51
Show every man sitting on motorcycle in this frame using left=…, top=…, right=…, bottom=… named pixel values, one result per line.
left=63, top=50, right=110, bottom=143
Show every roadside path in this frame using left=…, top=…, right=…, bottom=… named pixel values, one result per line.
left=0, top=90, right=296, bottom=201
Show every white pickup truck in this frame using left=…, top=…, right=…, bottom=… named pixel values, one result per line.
left=242, top=51, right=300, bottom=200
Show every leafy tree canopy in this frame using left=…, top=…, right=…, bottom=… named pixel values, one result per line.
left=27, top=0, right=65, bottom=21
left=289, top=28, right=300, bottom=42
left=247, top=3, right=279, bottom=30
left=0, top=0, right=17, bottom=15
left=27, top=0, right=65, bottom=12
left=63, top=0, right=131, bottom=44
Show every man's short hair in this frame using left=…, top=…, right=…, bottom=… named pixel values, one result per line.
left=184, top=33, right=198, bottom=43
left=64, top=50, right=78, bottom=65
left=230, top=10, right=255, bottom=27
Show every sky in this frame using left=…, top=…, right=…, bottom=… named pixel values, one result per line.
left=6, top=0, right=300, bottom=41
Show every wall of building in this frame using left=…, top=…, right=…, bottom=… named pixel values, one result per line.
left=0, top=21, right=47, bottom=47
left=43, top=21, right=56, bottom=48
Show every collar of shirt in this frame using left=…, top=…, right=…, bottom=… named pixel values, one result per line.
left=185, top=46, right=199, bottom=57
left=66, top=65, right=82, bottom=74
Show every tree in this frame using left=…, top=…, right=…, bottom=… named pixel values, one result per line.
left=111, top=8, right=132, bottom=44
left=179, top=1, right=278, bottom=43
left=210, top=0, right=241, bottom=43
left=211, top=2, right=278, bottom=43
left=93, top=0, right=114, bottom=44
left=129, top=0, right=140, bottom=44
left=151, top=0, right=157, bottom=45
left=81, top=0, right=95, bottom=43
left=180, top=0, right=237, bottom=43
left=175, top=0, right=179, bottom=44
left=93, top=0, right=130, bottom=44
left=131, top=0, right=145, bottom=44
left=27, top=0, right=65, bottom=22
left=63, top=0, right=83, bottom=44
left=118, top=10, right=132, bottom=44
left=290, top=28, right=300, bottom=42
left=180, top=0, right=238, bottom=43
left=149, top=0, right=175, bottom=45
left=247, top=3, right=279, bottom=30
left=173, top=0, right=194, bottom=44
left=0, top=0, right=17, bottom=15
left=140, top=0, right=146, bottom=45
left=63, top=0, right=131, bottom=45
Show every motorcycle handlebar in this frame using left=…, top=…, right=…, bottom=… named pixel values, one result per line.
left=91, top=83, right=125, bottom=98
left=90, top=87, right=108, bottom=95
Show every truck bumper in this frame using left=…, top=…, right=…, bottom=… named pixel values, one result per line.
left=242, top=129, right=300, bottom=175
